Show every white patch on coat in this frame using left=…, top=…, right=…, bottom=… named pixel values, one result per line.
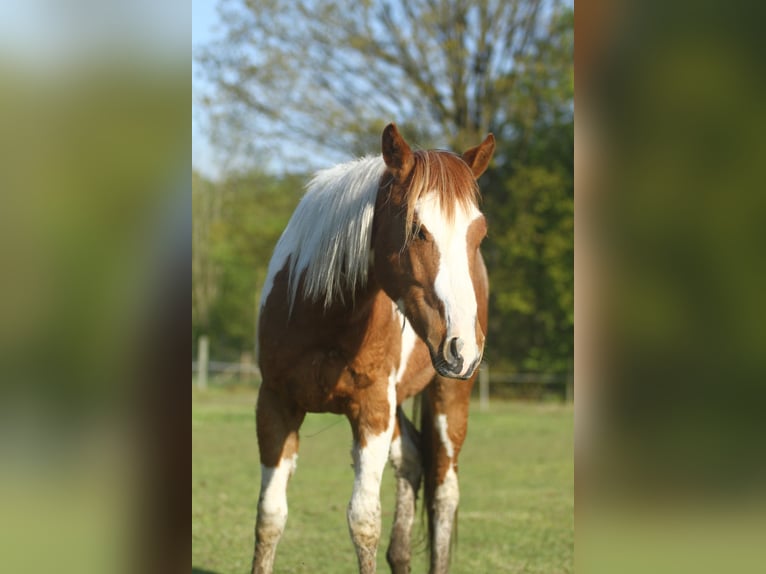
left=415, top=194, right=482, bottom=376
left=389, top=436, right=403, bottom=468
left=435, top=413, right=454, bottom=460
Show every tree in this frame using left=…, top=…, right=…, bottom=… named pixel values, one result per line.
left=198, top=0, right=571, bottom=162
left=192, top=169, right=305, bottom=360
left=192, top=170, right=223, bottom=335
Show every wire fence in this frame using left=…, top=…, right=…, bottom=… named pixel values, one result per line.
left=192, top=357, right=572, bottom=408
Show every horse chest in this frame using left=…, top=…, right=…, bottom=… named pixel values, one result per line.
left=267, top=307, right=399, bottom=413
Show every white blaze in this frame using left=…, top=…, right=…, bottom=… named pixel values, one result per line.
left=415, top=195, right=482, bottom=376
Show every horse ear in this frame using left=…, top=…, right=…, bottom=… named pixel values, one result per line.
left=382, top=123, right=414, bottom=182
left=462, top=133, right=496, bottom=178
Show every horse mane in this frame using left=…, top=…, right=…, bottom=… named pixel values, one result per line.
left=262, top=150, right=480, bottom=312
left=263, top=155, right=386, bottom=312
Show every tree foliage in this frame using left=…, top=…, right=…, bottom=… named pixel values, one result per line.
left=194, top=0, right=573, bottom=373
left=482, top=5, right=573, bottom=371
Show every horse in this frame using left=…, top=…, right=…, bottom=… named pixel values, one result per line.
left=253, top=123, right=495, bottom=574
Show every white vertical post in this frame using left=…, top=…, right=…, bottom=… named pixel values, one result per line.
left=198, top=335, right=209, bottom=391
left=479, top=363, right=489, bottom=412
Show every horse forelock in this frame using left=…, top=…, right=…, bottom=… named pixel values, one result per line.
left=403, top=150, right=480, bottom=237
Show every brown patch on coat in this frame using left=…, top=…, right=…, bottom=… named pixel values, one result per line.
left=258, top=261, right=401, bottom=448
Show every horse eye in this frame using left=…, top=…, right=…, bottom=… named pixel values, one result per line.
left=412, top=226, right=427, bottom=241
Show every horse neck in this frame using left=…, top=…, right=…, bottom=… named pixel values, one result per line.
left=338, top=268, right=387, bottom=325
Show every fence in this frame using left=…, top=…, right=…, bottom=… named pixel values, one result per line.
left=193, top=338, right=571, bottom=409
left=478, top=365, right=573, bottom=406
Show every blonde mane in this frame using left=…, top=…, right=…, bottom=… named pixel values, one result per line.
left=261, top=156, right=386, bottom=311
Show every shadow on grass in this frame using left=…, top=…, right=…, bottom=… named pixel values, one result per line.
left=192, top=568, right=220, bottom=574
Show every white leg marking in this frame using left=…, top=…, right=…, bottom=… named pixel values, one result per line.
left=432, top=414, right=460, bottom=573
left=348, top=430, right=390, bottom=535
left=416, top=196, right=483, bottom=376
left=348, top=372, right=397, bottom=572
left=258, top=455, right=297, bottom=533
left=389, top=435, right=403, bottom=468
left=433, top=466, right=460, bottom=571
left=388, top=415, right=422, bottom=569
left=255, top=455, right=297, bottom=573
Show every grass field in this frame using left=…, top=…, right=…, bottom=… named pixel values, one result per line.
left=192, top=387, right=573, bottom=573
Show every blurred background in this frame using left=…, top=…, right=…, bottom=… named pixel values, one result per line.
left=577, top=0, right=766, bottom=573
left=0, top=1, right=188, bottom=573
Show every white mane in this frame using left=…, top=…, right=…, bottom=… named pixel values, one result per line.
left=261, top=155, right=387, bottom=311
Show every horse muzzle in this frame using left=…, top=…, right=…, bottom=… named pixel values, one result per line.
left=431, top=337, right=482, bottom=380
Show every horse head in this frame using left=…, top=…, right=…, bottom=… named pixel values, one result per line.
left=373, top=123, right=494, bottom=380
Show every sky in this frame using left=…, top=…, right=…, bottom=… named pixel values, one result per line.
left=191, top=0, right=353, bottom=178
left=192, top=0, right=221, bottom=178
left=0, top=1, right=187, bottom=65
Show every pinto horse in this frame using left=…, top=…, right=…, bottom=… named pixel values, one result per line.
left=253, top=124, right=495, bottom=574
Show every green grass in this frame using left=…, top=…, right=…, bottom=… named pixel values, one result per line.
left=192, top=388, right=573, bottom=573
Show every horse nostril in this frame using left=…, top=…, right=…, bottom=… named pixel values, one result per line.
left=447, top=337, right=464, bottom=363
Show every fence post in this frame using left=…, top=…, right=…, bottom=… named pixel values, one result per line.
left=198, top=335, right=209, bottom=391
left=240, top=351, right=255, bottom=383
left=479, top=363, right=489, bottom=412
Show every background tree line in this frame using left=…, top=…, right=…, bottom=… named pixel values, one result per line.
left=193, top=0, right=573, bottom=373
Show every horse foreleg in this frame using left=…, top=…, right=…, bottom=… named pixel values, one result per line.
left=252, top=386, right=305, bottom=574
left=423, top=378, right=472, bottom=574
left=347, top=374, right=397, bottom=574
left=386, top=408, right=422, bottom=574
left=430, top=449, right=459, bottom=574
